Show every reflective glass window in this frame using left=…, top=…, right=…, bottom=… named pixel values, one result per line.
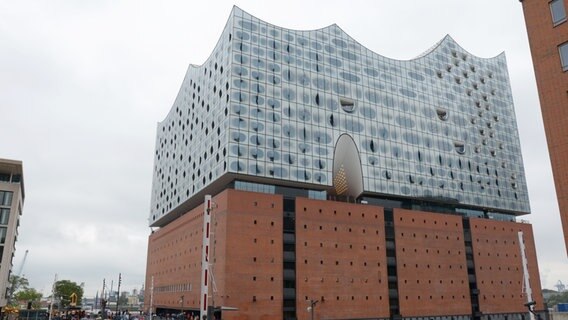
left=0, top=208, right=9, bottom=225
left=559, top=42, right=568, bottom=71
left=0, top=227, right=6, bottom=244
left=0, top=191, right=12, bottom=206
left=551, top=0, right=567, bottom=25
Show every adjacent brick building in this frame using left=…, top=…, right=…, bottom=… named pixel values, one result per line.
left=520, top=0, right=568, bottom=256
left=145, top=6, right=543, bottom=320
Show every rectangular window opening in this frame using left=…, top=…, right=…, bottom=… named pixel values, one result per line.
left=559, top=42, right=568, bottom=71
left=551, top=0, right=567, bottom=26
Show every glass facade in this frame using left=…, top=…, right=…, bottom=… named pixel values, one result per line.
left=150, top=7, right=530, bottom=225
left=234, top=180, right=276, bottom=194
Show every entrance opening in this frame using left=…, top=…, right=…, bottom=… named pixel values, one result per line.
left=332, top=134, right=364, bottom=199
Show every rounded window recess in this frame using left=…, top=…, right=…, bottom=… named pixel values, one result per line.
left=454, top=142, right=466, bottom=154
left=436, top=109, right=449, bottom=121
left=340, top=97, right=356, bottom=113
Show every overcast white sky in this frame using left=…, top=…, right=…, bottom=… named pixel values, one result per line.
left=1, top=1, right=567, bottom=298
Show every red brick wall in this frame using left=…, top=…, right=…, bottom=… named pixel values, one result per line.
left=470, top=218, right=543, bottom=313
left=145, top=196, right=204, bottom=312
left=393, top=209, right=471, bottom=317
left=295, top=198, right=390, bottom=320
left=220, top=189, right=284, bottom=320
left=145, top=189, right=543, bottom=319
left=522, top=0, right=568, bottom=254
left=145, top=189, right=284, bottom=320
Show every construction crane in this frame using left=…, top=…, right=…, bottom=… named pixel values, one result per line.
left=16, top=249, right=29, bottom=277
left=7, top=249, right=29, bottom=304
left=555, top=280, right=566, bottom=292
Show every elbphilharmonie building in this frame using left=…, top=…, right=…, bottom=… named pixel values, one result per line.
left=145, top=7, right=543, bottom=320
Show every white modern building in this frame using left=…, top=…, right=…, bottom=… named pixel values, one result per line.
left=149, top=7, right=529, bottom=228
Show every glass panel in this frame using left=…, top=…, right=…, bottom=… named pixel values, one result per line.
left=559, top=43, right=568, bottom=71
left=0, top=191, right=13, bottom=206
left=0, top=208, right=9, bottom=225
left=551, top=0, right=567, bottom=25
left=0, top=227, right=6, bottom=244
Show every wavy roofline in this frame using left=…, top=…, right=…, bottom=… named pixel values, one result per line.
left=158, top=6, right=507, bottom=125
left=414, top=34, right=506, bottom=61
left=233, top=5, right=339, bottom=33
left=233, top=5, right=506, bottom=62
left=157, top=6, right=236, bottom=125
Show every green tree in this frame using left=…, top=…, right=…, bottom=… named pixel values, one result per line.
left=7, top=275, right=30, bottom=305
left=545, top=291, right=568, bottom=308
left=54, top=280, right=83, bottom=308
left=118, top=292, right=129, bottom=306
left=15, top=288, right=42, bottom=309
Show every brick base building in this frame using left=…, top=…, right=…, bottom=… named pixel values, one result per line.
left=145, top=187, right=543, bottom=320
left=145, top=6, right=544, bottom=320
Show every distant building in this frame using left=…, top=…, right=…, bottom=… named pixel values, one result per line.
left=519, top=0, right=568, bottom=256
left=145, top=7, right=543, bottom=320
left=0, top=159, right=24, bottom=308
left=127, top=295, right=139, bottom=308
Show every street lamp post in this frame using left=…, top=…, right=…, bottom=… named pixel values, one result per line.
left=307, top=299, right=319, bottom=320
left=524, top=301, right=540, bottom=320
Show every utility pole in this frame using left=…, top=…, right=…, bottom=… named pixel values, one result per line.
left=149, top=276, right=154, bottom=320
left=110, top=280, right=114, bottom=303
left=48, top=274, right=58, bottom=320
left=101, top=279, right=107, bottom=320
left=116, top=273, right=122, bottom=315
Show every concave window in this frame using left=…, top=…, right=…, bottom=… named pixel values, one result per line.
left=340, top=97, right=356, bottom=113
left=454, top=142, right=466, bottom=154
left=436, top=109, right=449, bottom=121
